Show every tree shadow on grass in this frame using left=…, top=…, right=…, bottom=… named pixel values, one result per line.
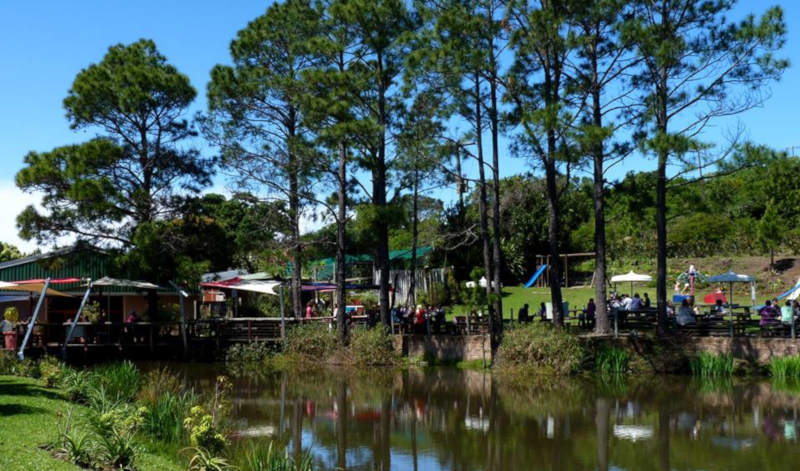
left=0, top=402, right=47, bottom=416
left=0, top=379, right=63, bottom=401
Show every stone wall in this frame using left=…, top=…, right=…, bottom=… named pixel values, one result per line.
left=393, top=334, right=491, bottom=364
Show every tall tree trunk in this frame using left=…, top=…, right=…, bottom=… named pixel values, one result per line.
left=489, top=42, right=504, bottom=346
left=336, top=141, right=348, bottom=344
left=656, top=73, right=669, bottom=335
left=289, top=168, right=303, bottom=320
left=544, top=154, right=565, bottom=327
left=409, top=167, right=419, bottom=309
left=590, top=38, right=610, bottom=334
left=376, top=51, right=391, bottom=329
left=474, top=72, right=494, bottom=308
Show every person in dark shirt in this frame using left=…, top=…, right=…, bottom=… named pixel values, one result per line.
left=643, top=293, right=651, bottom=308
left=518, top=304, right=530, bottom=323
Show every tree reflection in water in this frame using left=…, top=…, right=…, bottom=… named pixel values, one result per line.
left=168, top=363, right=800, bottom=471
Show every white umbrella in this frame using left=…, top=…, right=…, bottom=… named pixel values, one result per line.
left=610, top=271, right=652, bottom=295
left=707, top=271, right=755, bottom=307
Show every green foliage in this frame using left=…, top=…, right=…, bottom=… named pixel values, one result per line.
left=689, top=353, right=734, bottom=378
left=89, top=404, right=146, bottom=470
left=595, top=347, right=630, bottom=375
left=0, top=242, right=23, bottom=263
left=285, top=323, right=339, bottom=359
left=81, top=301, right=104, bottom=323
left=52, top=409, right=93, bottom=468
left=184, top=446, right=236, bottom=471
left=225, top=341, right=276, bottom=364
left=141, top=390, right=197, bottom=443
left=3, top=306, right=19, bottom=323
left=769, top=356, right=800, bottom=380
left=184, top=406, right=228, bottom=455
left=348, top=327, right=397, bottom=366
left=233, top=440, right=313, bottom=471
left=93, top=361, right=142, bottom=402
left=38, top=356, right=65, bottom=388
left=497, top=323, right=585, bottom=375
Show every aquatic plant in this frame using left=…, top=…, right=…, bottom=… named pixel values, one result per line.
left=348, top=327, right=397, bottom=366
left=90, top=405, right=145, bottom=470
left=496, top=322, right=584, bottom=375
left=141, top=389, right=198, bottom=443
left=60, top=367, right=93, bottom=403
left=689, top=352, right=734, bottom=378
left=595, top=347, right=630, bottom=374
left=235, top=441, right=313, bottom=471
left=769, top=356, right=800, bottom=380
left=93, top=361, right=142, bottom=402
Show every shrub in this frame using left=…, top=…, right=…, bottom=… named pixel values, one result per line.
left=39, top=355, right=65, bottom=388
left=138, top=366, right=183, bottom=404
left=595, top=347, right=630, bottom=374
left=4, top=306, right=19, bottom=324
left=285, top=323, right=339, bottom=359
left=184, top=405, right=227, bottom=454
left=60, top=368, right=93, bottom=403
left=225, top=341, right=275, bottom=363
left=51, top=409, right=93, bottom=468
left=89, top=404, right=145, bottom=470
left=349, top=327, right=397, bottom=366
left=769, top=356, right=800, bottom=380
left=82, top=301, right=104, bottom=323
left=689, top=353, right=733, bottom=378
left=496, top=323, right=585, bottom=375
left=0, top=351, right=39, bottom=378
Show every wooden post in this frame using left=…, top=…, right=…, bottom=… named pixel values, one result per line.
left=280, top=284, right=286, bottom=347
left=564, top=254, right=569, bottom=288
left=170, top=282, right=189, bottom=357
left=63, top=281, right=93, bottom=360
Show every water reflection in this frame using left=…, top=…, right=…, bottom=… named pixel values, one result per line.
left=166, top=365, right=800, bottom=471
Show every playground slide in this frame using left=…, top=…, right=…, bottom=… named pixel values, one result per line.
left=777, top=279, right=800, bottom=300
left=525, top=265, right=548, bottom=288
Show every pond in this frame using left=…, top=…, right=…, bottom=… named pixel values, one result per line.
left=164, top=363, right=800, bottom=470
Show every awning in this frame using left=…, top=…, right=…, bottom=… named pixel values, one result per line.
left=0, top=281, right=72, bottom=297
left=93, top=277, right=161, bottom=290
left=233, top=280, right=281, bottom=295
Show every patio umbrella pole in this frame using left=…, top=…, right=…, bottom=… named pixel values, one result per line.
left=62, top=280, right=93, bottom=360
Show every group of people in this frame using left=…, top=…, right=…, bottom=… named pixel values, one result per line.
left=757, top=298, right=800, bottom=327
left=392, top=305, right=446, bottom=333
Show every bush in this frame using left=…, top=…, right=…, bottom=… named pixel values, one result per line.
left=225, top=341, right=276, bottom=363
left=0, top=350, right=39, bottom=378
left=142, top=390, right=197, bottom=442
left=285, top=323, right=339, bottom=359
left=184, top=405, right=227, bottom=454
left=496, top=323, right=585, bottom=375
left=89, top=404, right=145, bottom=470
left=349, top=327, right=397, bottom=366
left=4, top=306, right=19, bottom=323
left=60, top=367, right=93, bottom=403
left=39, top=355, right=65, bottom=388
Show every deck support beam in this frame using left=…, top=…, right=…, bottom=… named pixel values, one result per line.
left=18, top=278, right=50, bottom=360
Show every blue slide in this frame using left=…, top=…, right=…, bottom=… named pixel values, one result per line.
left=525, top=265, right=548, bottom=288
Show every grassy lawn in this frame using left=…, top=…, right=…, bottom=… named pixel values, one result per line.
left=450, top=285, right=596, bottom=319
left=0, top=375, right=181, bottom=471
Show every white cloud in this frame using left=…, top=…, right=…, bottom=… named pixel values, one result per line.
left=0, top=181, right=45, bottom=253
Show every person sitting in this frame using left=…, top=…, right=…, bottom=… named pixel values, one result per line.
left=621, top=294, right=633, bottom=311
left=305, top=301, right=315, bottom=320
left=677, top=299, right=696, bottom=326
left=712, top=299, right=728, bottom=319
left=643, top=293, right=651, bottom=308
left=629, top=293, right=643, bottom=311
left=538, top=302, right=547, bottom=321
left=585, top=298, right=596, bottom=326
left=794, top=300, right=800, bottom=318
left=518, top=303, right=530, bottom=323
left=781, top=300, right=794, bottom=325
left=759, top=300, right=780, bottom=327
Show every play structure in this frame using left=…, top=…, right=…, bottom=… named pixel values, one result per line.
left=524, top=265, right=548, bottom=288
left=777, top=277, right=800, bottom=301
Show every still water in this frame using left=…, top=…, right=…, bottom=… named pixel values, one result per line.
left=168, top=364, right=800, bottom=470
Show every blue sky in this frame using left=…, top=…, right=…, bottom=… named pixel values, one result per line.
left=1, top=0, right=799, bottom=252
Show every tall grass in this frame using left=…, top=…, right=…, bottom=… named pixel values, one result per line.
left=141, top=390, right=198, bottom=442
left=93, top=361, right=141, bottom=402
left=496, top=322, right=584, bottom=375
left=595, top=347, right=629, bottom=374
left=769, top=356, right=800, bottom=380
left=689, top=353, right=734, bottom=378
left=232, top=441, right=313, bottom=471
